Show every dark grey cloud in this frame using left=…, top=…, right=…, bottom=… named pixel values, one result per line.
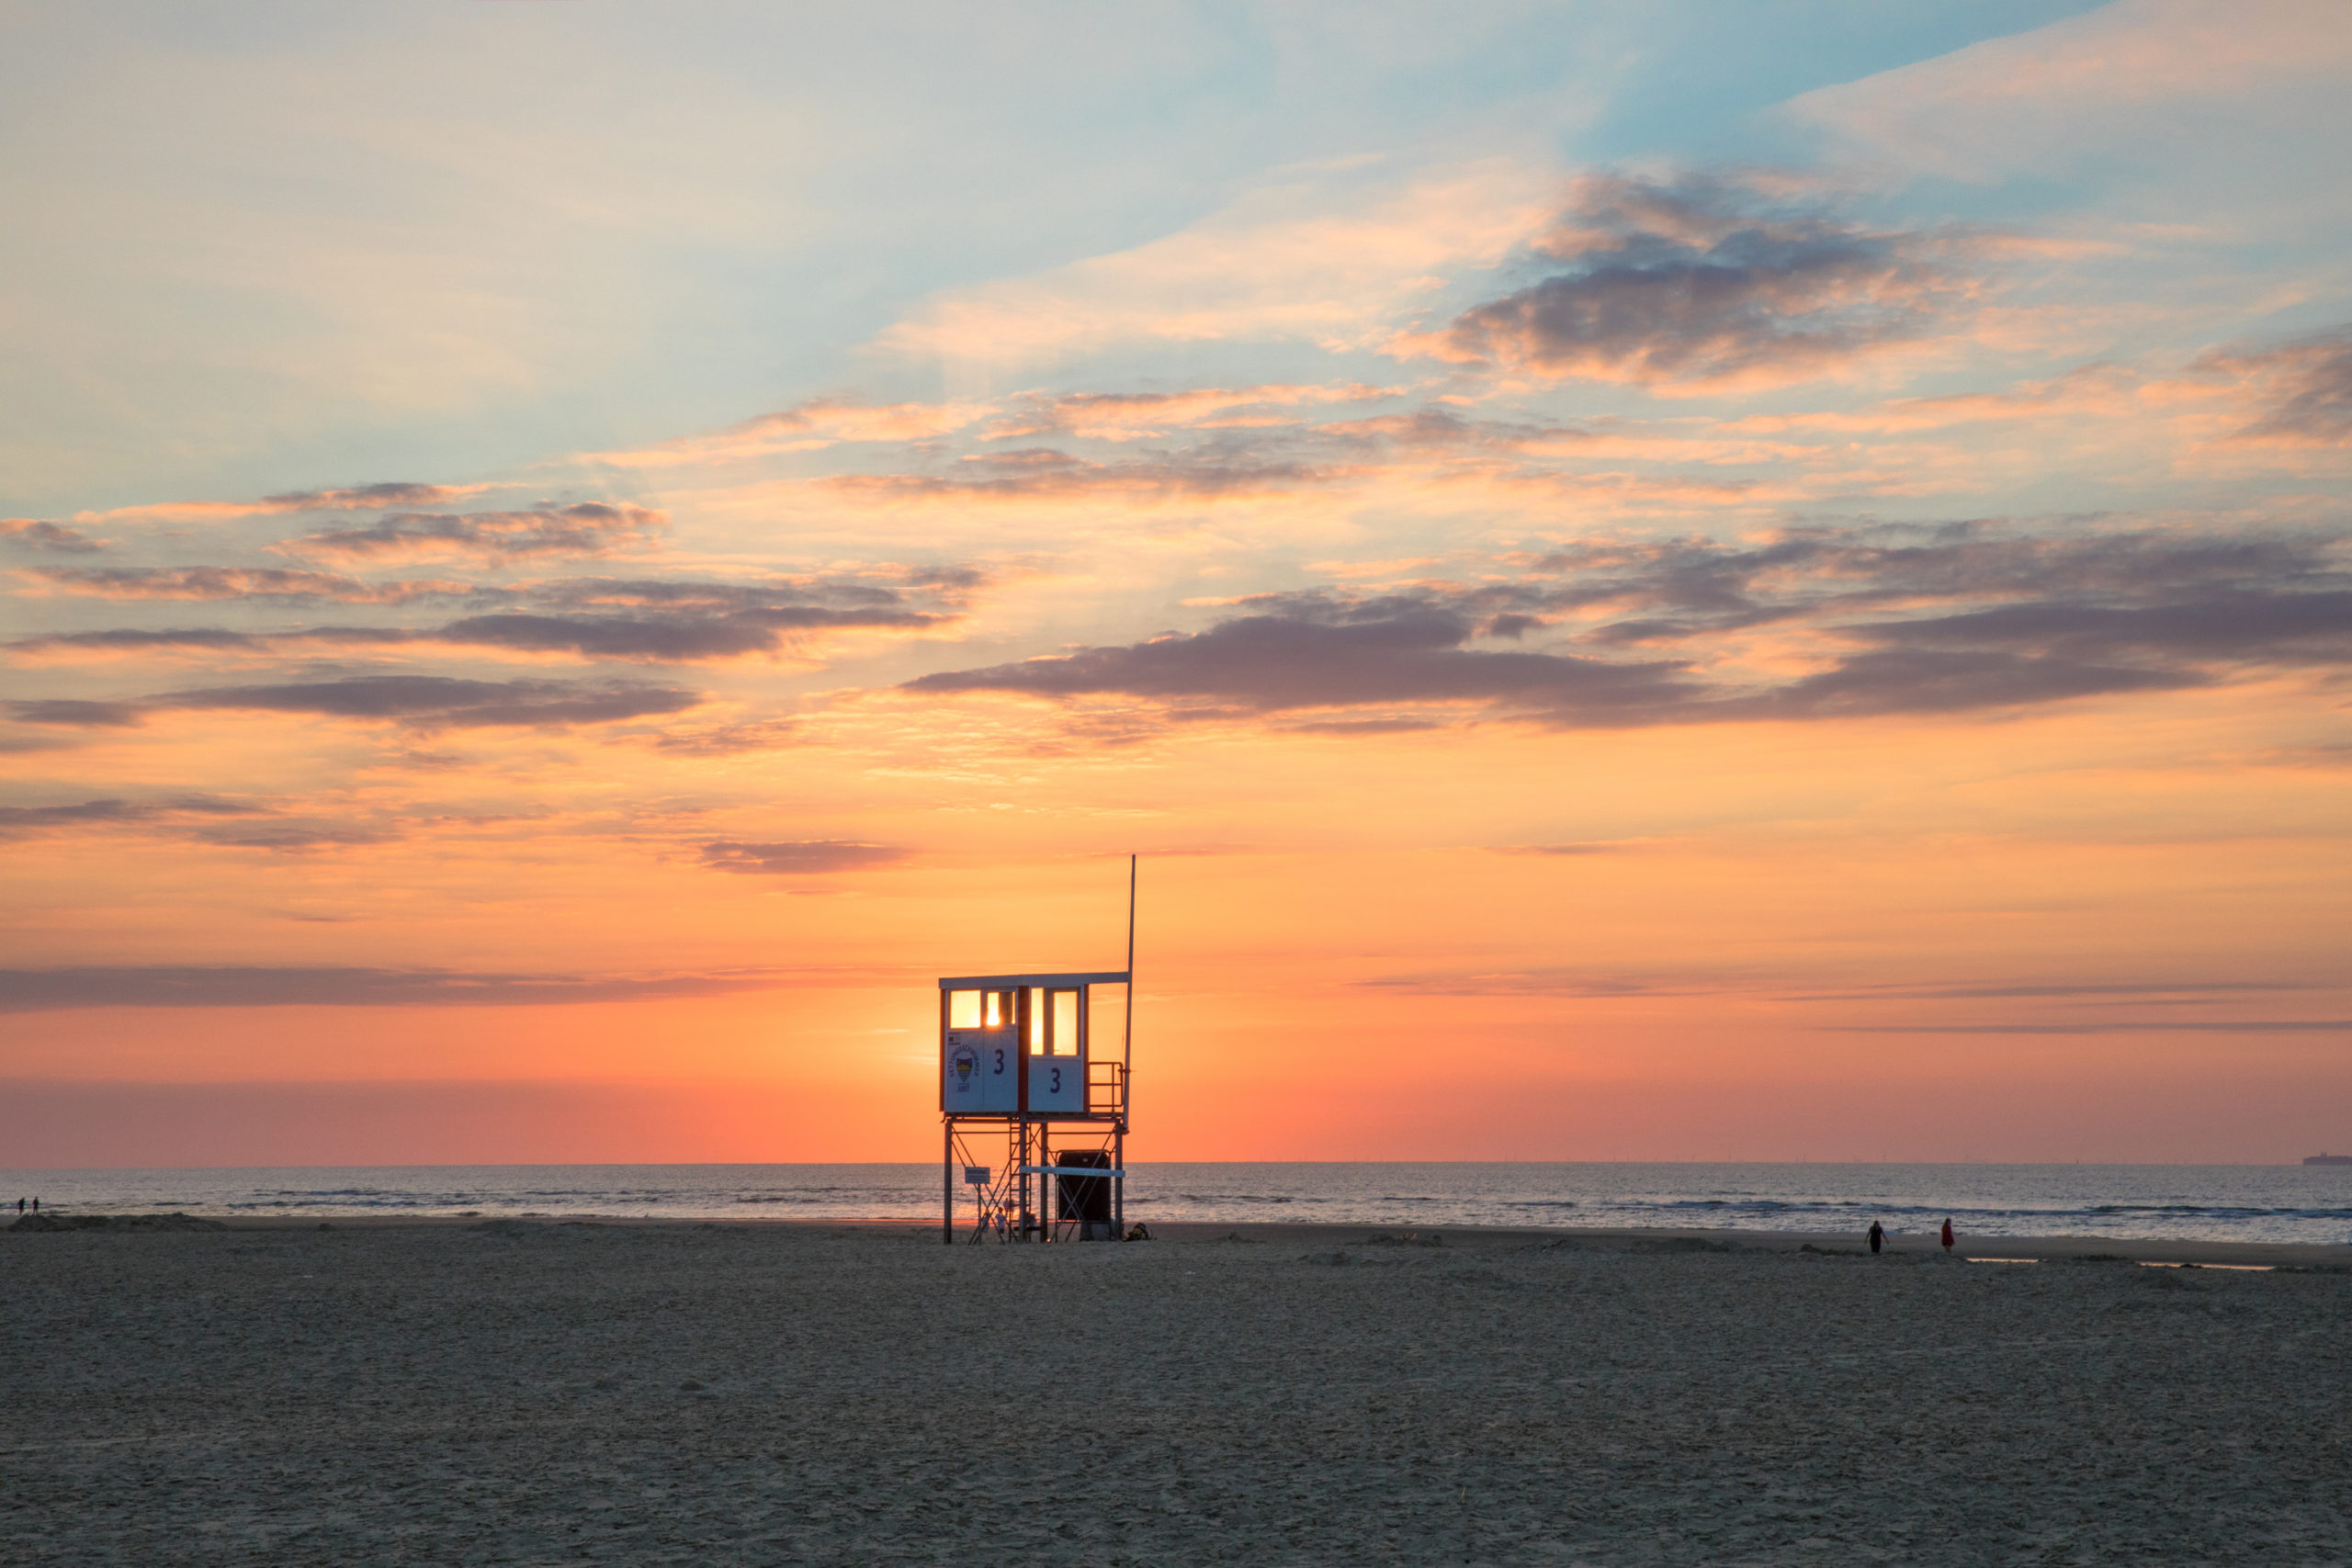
left=699, top=840, right=908, bottom=875
left=6, top=699, right=144, bottom=728
left=8, top=571, right=964, bottom=665
left=1846, top=591, right=2352, bottom=662
left=1740, top=646, right=2198, bottom=719
left=1, top=519, right=105, bottom=555
left=0, top=795, right=267, bottom=838
left=287, top=503, right=666, bottom=563
left=0, top=965, right=794, bottom=1012
left=156, top=675, right=700, bottom=728
left=1424, top=175, right=1976, bottom=387
left=259, top=482, right=461, bottom=512
left=2197, top=324, right=2352, bottom=444
left=26, top=566, right=477, bottom=604
left=10, top=627, right=293, bottom=654
left=828, top=448, right=1347, bottom=502
left=902, top=521, right=2351, bottom=731
left=0, top=798, right=144, bottom=832
left=185, top=821, right=398, bottom=851
left=906, top=592, right=1696, bottom=722
left=431, top=603, right=941, bottom=661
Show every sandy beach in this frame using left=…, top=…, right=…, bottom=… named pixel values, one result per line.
left=5, top=1218, right=2347, bottom=1565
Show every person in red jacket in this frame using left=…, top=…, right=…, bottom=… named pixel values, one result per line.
left=1940, top=1217, right=1955, bottom=1254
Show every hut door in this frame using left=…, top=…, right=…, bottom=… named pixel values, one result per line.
left=1025, top=987, right=1086, bottom=1112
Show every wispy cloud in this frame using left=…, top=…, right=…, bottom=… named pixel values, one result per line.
left=0, top=795, right=266, bottom=839
left=5, top=699, right=145, bottom=728
left=2194, top=324, right=2352, bottom=446
left=698, top=840, right=908, bottom=874
left=878, top=157, right=1557, bottom=370
left=281, top=503, right=667, bottom=564
left=6, top=570, right=975, bottom=666
left=583, top=399, right=993, bottom=468
left=154, top=675, right=701, bottom=729
left=21, top=566, right=480, bottom=604
left=74, top=483, right=481, bottom=526
left=0, top=965, right=798, bottom=1012
left=827, top=448, right=1355, bottom=504
left=982, top=383, right=1402, bottom=442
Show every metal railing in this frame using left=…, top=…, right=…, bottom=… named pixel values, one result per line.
left=1087, top=1059, right=1125, bottom=1116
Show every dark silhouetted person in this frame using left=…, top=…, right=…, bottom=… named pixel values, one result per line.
left=1940, top=1216, right=1955, bottom=1254
left=1868, top=1220, right=1883, bottom=1255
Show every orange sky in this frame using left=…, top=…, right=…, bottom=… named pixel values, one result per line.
left=3, top=4, right=2349, bottom=1166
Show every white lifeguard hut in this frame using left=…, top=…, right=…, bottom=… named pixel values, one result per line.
left=939, top=859, right=1134, bottom=1243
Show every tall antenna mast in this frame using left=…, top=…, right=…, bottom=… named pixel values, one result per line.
left=1124, top=852, right=1136, bottom=1130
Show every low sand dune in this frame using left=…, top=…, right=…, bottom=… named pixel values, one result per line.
left=5, top=1220, right=2347, bottom=1564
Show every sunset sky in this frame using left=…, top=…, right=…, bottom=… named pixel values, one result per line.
left=3, top=1, right=2347, bottom=1168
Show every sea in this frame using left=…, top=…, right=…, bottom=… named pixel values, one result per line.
left=4, top=1163, right=2348, bottom=1246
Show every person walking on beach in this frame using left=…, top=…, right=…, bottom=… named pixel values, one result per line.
left=1940, top=1217, right=1955, bottom=1255
left=1868, top=1220, right=1883, bottom=1255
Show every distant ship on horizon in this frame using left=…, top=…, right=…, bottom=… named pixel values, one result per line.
left=2305, top=1153, right=2352, bottom=1166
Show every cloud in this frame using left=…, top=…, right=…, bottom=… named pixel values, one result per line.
left=0, top=798, right=146, bottom=833
left=698, top=840, right=908, bottom=874
left=829, top=448, right=1355, bottom=504
left=22, top=566, right=478, bottom=604
left=283, top=503, right=667, bottom=564
left=646, top=718, right=801, bottom=756
left=1788, top=981, right=2315, bottom=1001
left=584, top=399, right=993, bottom=468
left=430, top=609, right=933, bottom=662
left=1408, top=174, right=1981, bottom=391
left=5, top=699, right=144, bottom=728
left=0, top=795, right=266, bottom=839
left=1493, top=841, right=1629, bottom=856
left=4, top=627, right=422, bottom=660
left=72, top=483, right=478, bottom=525
left=1742, top=645, right=2199, bottom=719
left=1, top=519, right=106, bottom=555
left=420, top=572, right=969, bottom=660
left=905, top=591, right=1699, bottom=722
left=901, top=521, right=2352, bottom=732
left=878, top=157, right=1557, bottom=370
left=6, top=571, right=971, bottom=667
left=155, top=675, right=700, bottom=728
left=0, top=965, right=797, bottom=1012
left=184, top=821, right=399, bottom=852
left=260, top=482, right=469, bottom=512
left=2194, top=325, right=2352, bottom=445
left=1355, top=967, right=1715, bottom=998
left=984, top=383, right=1401, bottom=442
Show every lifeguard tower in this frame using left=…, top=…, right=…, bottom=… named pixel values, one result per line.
left=939, top=861, right=1134, bottom=1244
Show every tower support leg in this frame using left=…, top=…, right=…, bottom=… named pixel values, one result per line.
left=943, top=1121, right=954, bottom=1246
